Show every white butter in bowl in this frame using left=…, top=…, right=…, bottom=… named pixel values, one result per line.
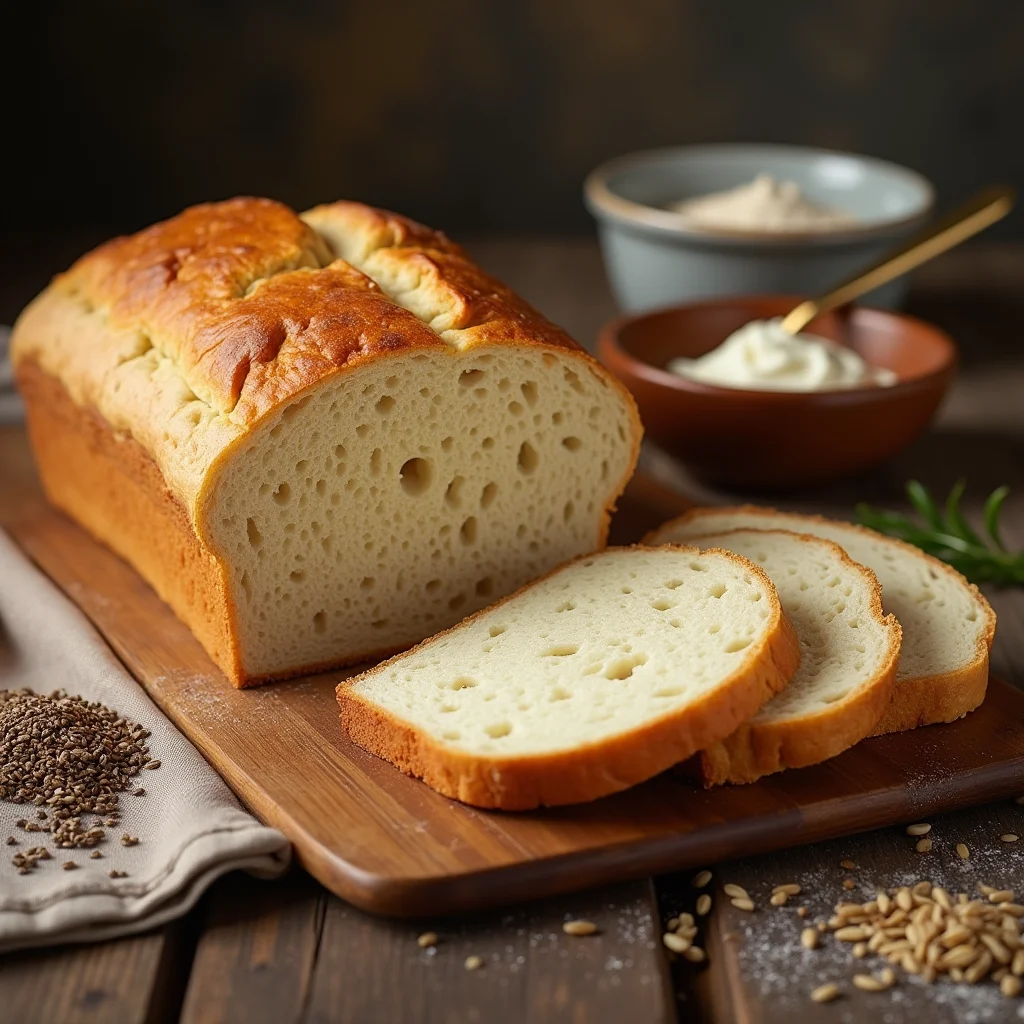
left=667, top=318, right=898, bottom=392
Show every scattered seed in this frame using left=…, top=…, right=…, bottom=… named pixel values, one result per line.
left=810, top=982, right=841, bottom=1003
left=1003, top=974, right=1022, bottom=997
left=120, top=835, right=139, bottom=847
left=853, top=973, right=891, bottom=992
left=464, top=955, right=483, bottom=971
left=5, top=837, right=15, bottom=846
left=417, top=932, right=438, bottom=948
left=797, top=907, right=808, bottom=918
left=916, top=838, right=933, bottom=854
left=801, top=927, right=819, bottom=950
left=663, top=932, right=690, bottom=953
left=773, top=883, right=801, bottom=896
left=696, top=894, right=712, bottom=916
left=853, top=942, right=868, bottom=958
left=957, top=843, right=970, bottom=860
left=1002, top=834, right=1020, bottom=843
left=90, top=850, right=102, bottom=859
left=133, top=787, right=145, bottom=797
left=61, top=860, right=77, bottom=871
left=692, top=870, right=712, bottom=888
left=990, top=891, right=1017, bottom=904
left=562, top=920, right=598, bottom=937
left=840, top=859, right=858, bottom=870
left=843, top=879, right=856, bottom=891
left=731, top=898, right=755, bottom=913
left=723, top=883, right=749, bottom=900
left=144, top=760, right=161, bottom=770
left=906, top=823, right=932, bottom=837
left=770, top=892, right=789, bottom=906
left=107, top=869, right=128, bottom=879
left=682, top=945, right=706, bottom=963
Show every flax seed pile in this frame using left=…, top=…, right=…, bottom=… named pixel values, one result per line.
left=1, top=688, right=159, bottom=876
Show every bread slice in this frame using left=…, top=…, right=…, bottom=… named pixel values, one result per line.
left=337, top=546, right=801, bottom=808
left=664, top=529, right=900, bottom=785
left=647, top=507, right=996, bottom=735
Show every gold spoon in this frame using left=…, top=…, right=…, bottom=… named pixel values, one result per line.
left=780, top=184, right=1015, bottom=335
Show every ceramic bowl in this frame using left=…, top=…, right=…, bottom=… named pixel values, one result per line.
left=598, top=295, right=956, bottom=489
left=584, top=144, right=934, bottom=313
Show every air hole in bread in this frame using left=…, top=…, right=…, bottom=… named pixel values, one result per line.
left=543, top=644, right=579, bottom=657
left=289, top=569, right=305, bottom=582
left=603, top=653, right=648, bottom=680
left=562, top=436, right=582, bottom=453
left=517, top=441, right=539, bottom=474
left=550, top=686, right=571, bottom=701
left=475, top=577, right=494, bottom=597
left=425, top=579, right=441, bottom=594
left=521, top=381, right=538, bottom=406
left=460, top=517, right=478, bottom=545
left=246, top=518, right=263, bottom=548
left=485, top=722, right=512, bottom=738
left=708, top=624, right=722, bottom=634
left=360, top=576, right=375, bottom=590
left=689, top=561, right=706, bottom=572
left=665, top=579, right=683, bottom=590
left=482, top=436, right=495, bottom=450
left=442, top=730, right=461, bottom=741
left=555, top=600, right=576, bottom=613
left=440, top=435, right=454, bottom=452
left=724, top=637, right=751, bottom=653
left=480, top=482, right=498, bottom=509
left=563, top=501, right=574, bottom=522
left=654, top=687, right=683, bottom=698
left=444, top=476, right=464, bottom=508
left=460, top=368, right=485, bottom=387
left=709, top=583, right=727, bottom=599
left=450, top=677, right=478, bottom=690
left=507, top=400, right=524, bottom=415
left=375, top=395, right=395, bottom=415
left=488, top=625, right=507, bottom=637
left=449, top=593, right=467, bottom=611
left=397, top=457, right=431, bottom=496
left=650, top=598, right=674, bottom=611
left=370, top=448, right=385, bottom=476
left=312, top=610, right=326, bottom=634
left=272, top=482, right=291, bottom=505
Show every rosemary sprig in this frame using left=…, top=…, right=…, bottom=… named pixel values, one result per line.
left=856, top=480, right=1024, bottom=586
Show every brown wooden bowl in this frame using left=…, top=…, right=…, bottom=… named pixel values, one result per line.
left=597, top=295, right=957, bottom=488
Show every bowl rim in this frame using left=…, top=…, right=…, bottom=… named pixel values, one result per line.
left=584, top=143, right=937, bottom=247
left=597, top=297, right=957, bottom=399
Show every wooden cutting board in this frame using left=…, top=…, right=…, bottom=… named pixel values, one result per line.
left=3, top=426, right=1023, bottom=918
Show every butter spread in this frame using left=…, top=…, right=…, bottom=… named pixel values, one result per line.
left=667, top=319, right=898, bottom=392
left=669, top=174, right=856, bottom=233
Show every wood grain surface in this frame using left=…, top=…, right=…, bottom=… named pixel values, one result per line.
left=3, top=425, right=1023, bottom=920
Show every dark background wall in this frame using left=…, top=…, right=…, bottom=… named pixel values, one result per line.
left=5, top=0, right=1023, bottom=254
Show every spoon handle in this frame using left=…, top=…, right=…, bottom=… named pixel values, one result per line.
left=781, top=184, right=1015, bottom=335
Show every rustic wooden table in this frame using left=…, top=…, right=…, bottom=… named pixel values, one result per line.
left=2, top=241, right=1023, bottom=1023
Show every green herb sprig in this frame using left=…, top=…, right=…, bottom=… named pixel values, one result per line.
left=856, top=480, right=1024, bottom=586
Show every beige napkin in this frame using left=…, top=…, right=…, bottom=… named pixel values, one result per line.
left=0, top=529, right=291, bottom=952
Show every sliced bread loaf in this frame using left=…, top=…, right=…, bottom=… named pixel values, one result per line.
left=647, top=507, right=996, bottom=735
left=667, top=529, right=901, bottom=785
left=337, top=546, right=801, bottom=808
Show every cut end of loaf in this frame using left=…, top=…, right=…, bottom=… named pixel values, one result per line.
left=203, top=344, right=638, bottom=684
left=337, top=545, right=801, bottom=808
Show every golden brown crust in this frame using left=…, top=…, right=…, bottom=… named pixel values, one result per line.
left=677, top=529, right=902, bottom=786
left=336, top=545, right=802, bottom=809
left=645, top=506, right=996, bottom=737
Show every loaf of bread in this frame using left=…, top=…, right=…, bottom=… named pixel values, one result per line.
left=338, top=546, right=801, bottom=808
left=668, top=529, right=901, bottom=785
left=648, top=507, right=995, bottom=734
left=12, top=199, right=641, bottom=686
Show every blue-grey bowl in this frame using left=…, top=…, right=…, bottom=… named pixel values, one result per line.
left=584, top=144, right=935, bottom=313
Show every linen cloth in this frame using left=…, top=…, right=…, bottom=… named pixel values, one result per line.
left=0, top=525, right=291, bottom=952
